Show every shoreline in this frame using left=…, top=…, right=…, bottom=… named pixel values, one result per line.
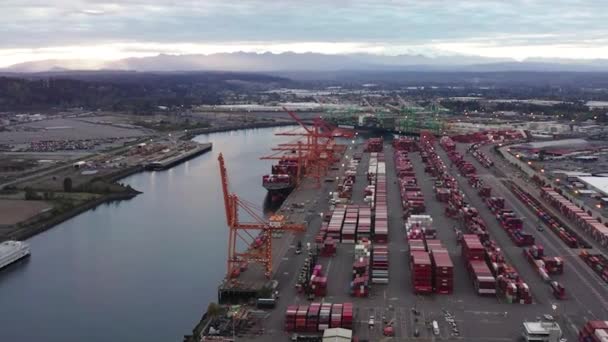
left=7, top=191, right=139, bottom=241
left=4, top=123, right=291, bottom=242
left=179, top=121, right=296, bottom=140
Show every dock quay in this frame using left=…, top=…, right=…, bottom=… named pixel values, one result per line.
left=144, top=142, right=212, bottom=171
left=190, top=134, right=608, bottom=342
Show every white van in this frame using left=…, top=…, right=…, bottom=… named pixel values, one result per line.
left=432, top=320, right=440, bottom=335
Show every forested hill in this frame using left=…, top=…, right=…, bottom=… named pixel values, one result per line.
left=0, top=71, right=292, bottom=111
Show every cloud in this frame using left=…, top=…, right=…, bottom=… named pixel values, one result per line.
left=80, top=9, right=106, bottom=15
left=0, top=0, right=607, bottom=64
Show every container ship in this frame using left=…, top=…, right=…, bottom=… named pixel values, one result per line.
left=262, top=158, right=299, bottom=204
left=0, top=240, right=30, bottom=270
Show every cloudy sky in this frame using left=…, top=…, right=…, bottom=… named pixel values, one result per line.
left=1, top=0, right=607, bottom=67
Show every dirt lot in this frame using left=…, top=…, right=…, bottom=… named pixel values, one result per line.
left=0, top=199, right=52, bottom=225
left=0, top=118, right=148, bottom=144
left=18, top=166, right=119, bottom=192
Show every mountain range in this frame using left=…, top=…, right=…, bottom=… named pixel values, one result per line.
left=3, top=52, right=608, bottom=73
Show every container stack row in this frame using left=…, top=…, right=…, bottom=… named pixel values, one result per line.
left=579, top=250, right=608, bottom=284
left=285, top=303, right=354, bottom=333
left=326, top=206, right=345, bottom=240
left=405, top=215, right=436, bottom=241
left=371, top=244, right=389, bottom=284
left=394, top=150, right=425, bottom=215
left=371, top=152, right=388, bottom=243
left=461, top=207, right=534, bottom=303
left=428, top=243, right=454, bottom=294
left=541, top=187, right=608, bottom=248
left=523, top=245, right=566, bottom=299
left=365, top=137, right=383, bottom=152
left=447, top=147, right=535, bottom=248
left=393, top=136, right=418, bottom=152
left=324, top=204, right=375, bottom=244
left=309, top=264, right=328, bottom=297
left=337, top=170, right=355, bottom=199
left=319, top=236, right=337, bottom=257
left=410, top=248, right=433, bottom=294
left=510, top=182, right=580, bottom=248
left=358, top=207, right=372, bottom=240
left=421, top=133, right=533, bottom=303
left=447, top=151, right=568, bottom=301
left=342, top=206, right=358, bottom=243
left=352, top=240, right=371, bottom=297
left=578, top=320, right=608, bottom=342
left=524, top=245, right=564, bottom=277
left=406, top=215, right=455, bottom=295
left=470, top=146, right=493, bottom=168
left=486, top=196, right=535, bottom=247
left=462, top=234, right=497, bottom=296
left=450, top=130, right=524, bottom=144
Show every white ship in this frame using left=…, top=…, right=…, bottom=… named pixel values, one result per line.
left=0, top=240, right=30, bottom=270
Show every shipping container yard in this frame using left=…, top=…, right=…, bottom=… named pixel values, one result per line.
left=190, top=127, right=608, bottom=342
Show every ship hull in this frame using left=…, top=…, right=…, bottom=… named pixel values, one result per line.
left=0, top=241, right=31, bottom=271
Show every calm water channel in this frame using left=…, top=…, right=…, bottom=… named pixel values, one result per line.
left=0, top=126, right=294, bottom=342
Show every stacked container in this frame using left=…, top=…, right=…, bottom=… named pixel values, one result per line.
left=330, top=304, right=342, bottom=328
left=285, top=305, right=297, bottom=331
left=285, top=303, right=356, bottom=333
left=405, top=215, right=434, bottom=239
left=352, top=241, right=370, bottom=296
left=327, top=206, right=345, bottom=240
left=426, top=134, right=534, bottom=303
left=321, top=237, right=337, bottom=257
left=578, top=320, right=608, bottom=341
left=318, top=303, right=331, bottom=331
left=393, top=137, right=418, bottom=151
left=310, top=265, right=328, bottom=297
left=365, top=137, right=383, bottom=152
left=410, top=250, right=433, bottom=294
left=510, top=182, right=581, bottom=247
left=358, top=207, right=372, bottom=239
left=306, top=303, right=321, bottom=332
left=342, top=303, right=354, bottom=329
left=394, top=150, right=425, bottom=215
left=468, top=260, right=497, bottom=295
left=371, top=244, right=389, bottom=284
left=542, top=187, right=608, bottom=248
left=374, top=167, right=389, bottom=243
left=342, top=205, right=358, bottom=243
left=295, top=305, right=308, bottom=332
left=310, top=276, right=327, bottom=297
left=579, top=250, right=608, bottom=284
left=462, top=234, right=496, bottom=296
left=462, top=234, right=485, bottom=260
left=408, top=239, right=426, bottom=252
left=431, top=248, right=454, bottom=294
left=439, top=136, right=456, bottom=152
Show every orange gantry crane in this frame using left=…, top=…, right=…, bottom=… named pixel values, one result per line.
left=261, top=107, right=349, bottom=188
left=218, top=153, right=305, bottom=279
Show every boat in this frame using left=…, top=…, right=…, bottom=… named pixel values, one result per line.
left=0, top=240, right=30, bottom=270
left=262, top=159, right=299, bottom=204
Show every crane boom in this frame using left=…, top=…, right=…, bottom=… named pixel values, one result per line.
left=218, top=153, right=305, bottom=278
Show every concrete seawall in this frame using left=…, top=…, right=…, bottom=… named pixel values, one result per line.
left=144, top=143, right=213, bottom=171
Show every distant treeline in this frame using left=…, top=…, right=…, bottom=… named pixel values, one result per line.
left=0, top=71, right=292, bottom=111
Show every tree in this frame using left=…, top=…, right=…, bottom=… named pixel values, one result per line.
left=63, top=177, right=73, bottom=192
left=24, top=187, right=38, bottom=200
left=206, top=302, right=222, bottom=319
